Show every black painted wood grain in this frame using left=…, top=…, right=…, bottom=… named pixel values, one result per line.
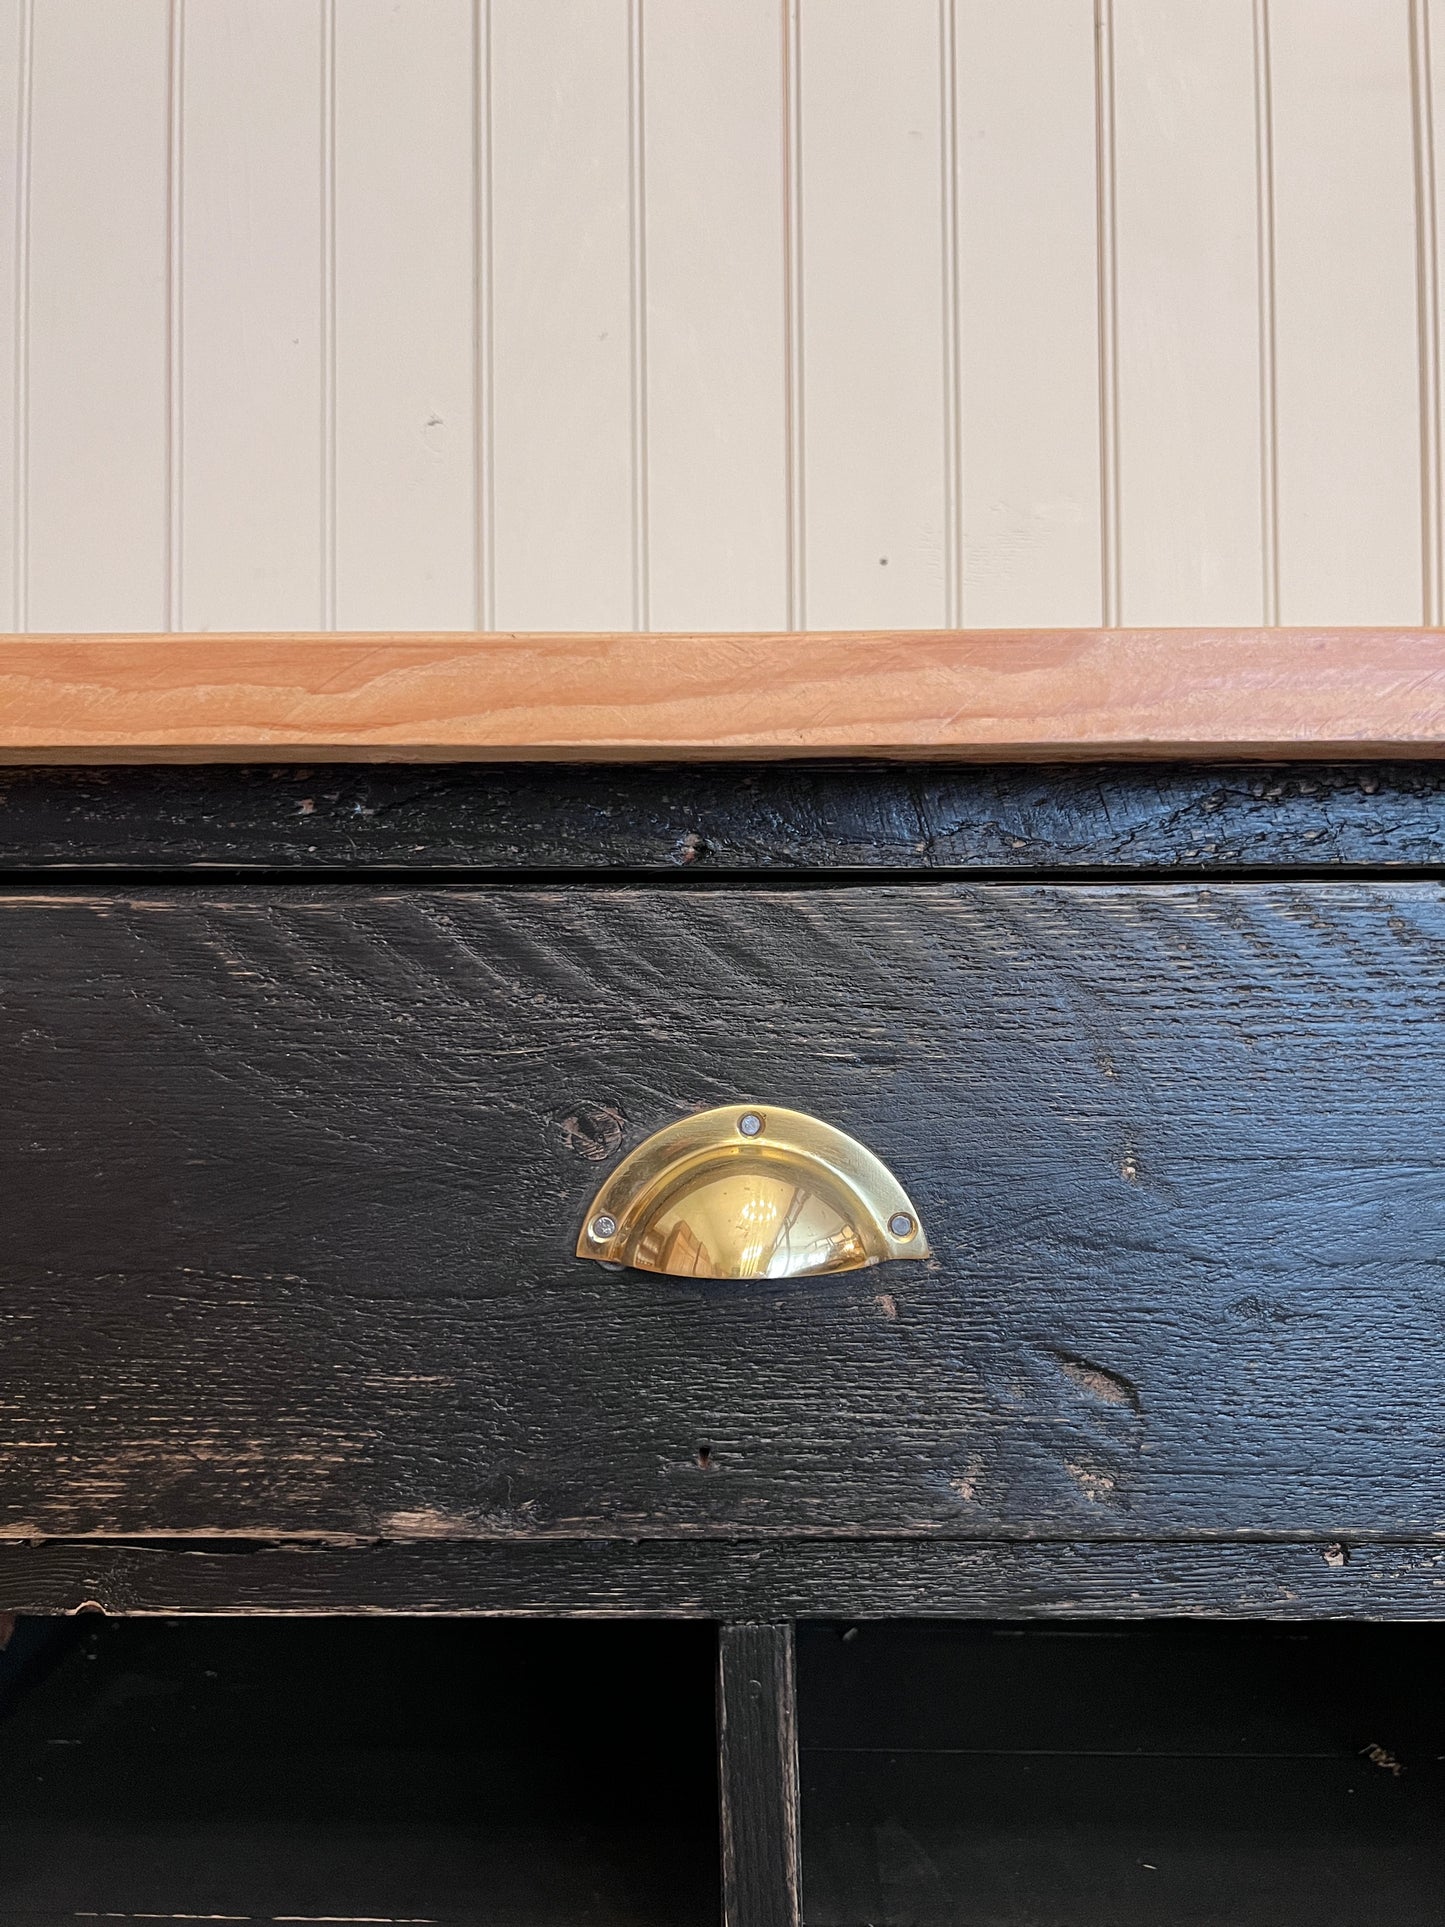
left=718, top=1624, right=802, bottom=1927
left=0, top=1537, right=1439, bottom=1619
left=1, top=761, right=1443, bottom=871
left=3, top=881, right=1445, bottom=1543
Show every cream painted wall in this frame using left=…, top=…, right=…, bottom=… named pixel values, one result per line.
left=0, top=0, right=1438, bottom=634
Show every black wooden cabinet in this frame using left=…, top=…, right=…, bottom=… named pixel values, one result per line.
left=1, top=760, right=1443, bottom=1925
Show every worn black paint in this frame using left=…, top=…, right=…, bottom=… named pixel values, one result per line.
left=718, top=1624, right=801, bottom=1927
left=6, top=762, right=1439, bottom=1927
left=1, top=760, right=1443, bottom=871
left=0, top=1537, right=1436, bottom=1618
left=3, top=880, right=1444, bottom=1545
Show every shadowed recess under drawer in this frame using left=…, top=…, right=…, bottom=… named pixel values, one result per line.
left=799, top=1620, right=1445, bottom=1927
left=0, top=1616, right=718, bottom=1926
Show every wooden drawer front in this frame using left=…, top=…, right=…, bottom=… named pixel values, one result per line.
left=1, top=883, right=1441, bottom=1546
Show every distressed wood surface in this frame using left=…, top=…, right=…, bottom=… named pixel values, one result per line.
left=718, top=1624, right=801, bottom=1927
left=0, top=1538, right=1438, bottom=1620
left=3, top=630, right=1445, bottom=761
left=1, top=760, right=1444, bottom=873
left=3, top=882, right=1445, bottom=1544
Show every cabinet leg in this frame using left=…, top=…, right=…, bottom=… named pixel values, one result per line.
left=717, top=1620, right=802, bottom=1927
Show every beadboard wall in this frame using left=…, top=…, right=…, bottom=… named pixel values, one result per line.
left=0, top=0, right=1438, bottom=636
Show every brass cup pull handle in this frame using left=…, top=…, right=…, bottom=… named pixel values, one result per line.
left=576, top=1103, right=930, bottom=1281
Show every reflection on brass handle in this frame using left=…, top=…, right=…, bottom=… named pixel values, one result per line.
left=575, top=1103, right=930, bottom=1281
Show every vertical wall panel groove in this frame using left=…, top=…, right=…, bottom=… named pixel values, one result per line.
left=1111, top=0, right=1264, bottom=626
left=320, top=0, right=336, bottom=630
left=1253, top=0, right=1280, bottom=624
left=939, top=0, right=961, bottom=628
left=179, top=0, right=324, bottom=631
left=1411, top=0, right=1441, bottom=623
left=1429, top=0, right=1445, bottom=632
left=164, top=0, right=183, bottom=630
left=27, top=0, right=170, bottom=631
left=1270, top=0, right=1421, bottom=623
left=642, top=0, right=787, bottom=631
left=333, top=0, right=475, bottom=629
left=799, top=0, right=946, bottom=629
left=963, top=3, right=1094, bottom=620
left=1093, top=0, right=1121, bottom=624
left=6, top=0, right=30, bottom=629
left=489, top=0, right=632, bottom=631
left=474, top=0, right=494, bottom=630
left=955, top=1, right=1100, bottom=627
left=782, top=0, right=805, bottom=630
left=627, top=0, right=649, bottom=630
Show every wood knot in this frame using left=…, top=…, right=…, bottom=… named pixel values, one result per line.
left=557, top=1103, right=626, bottom=1161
